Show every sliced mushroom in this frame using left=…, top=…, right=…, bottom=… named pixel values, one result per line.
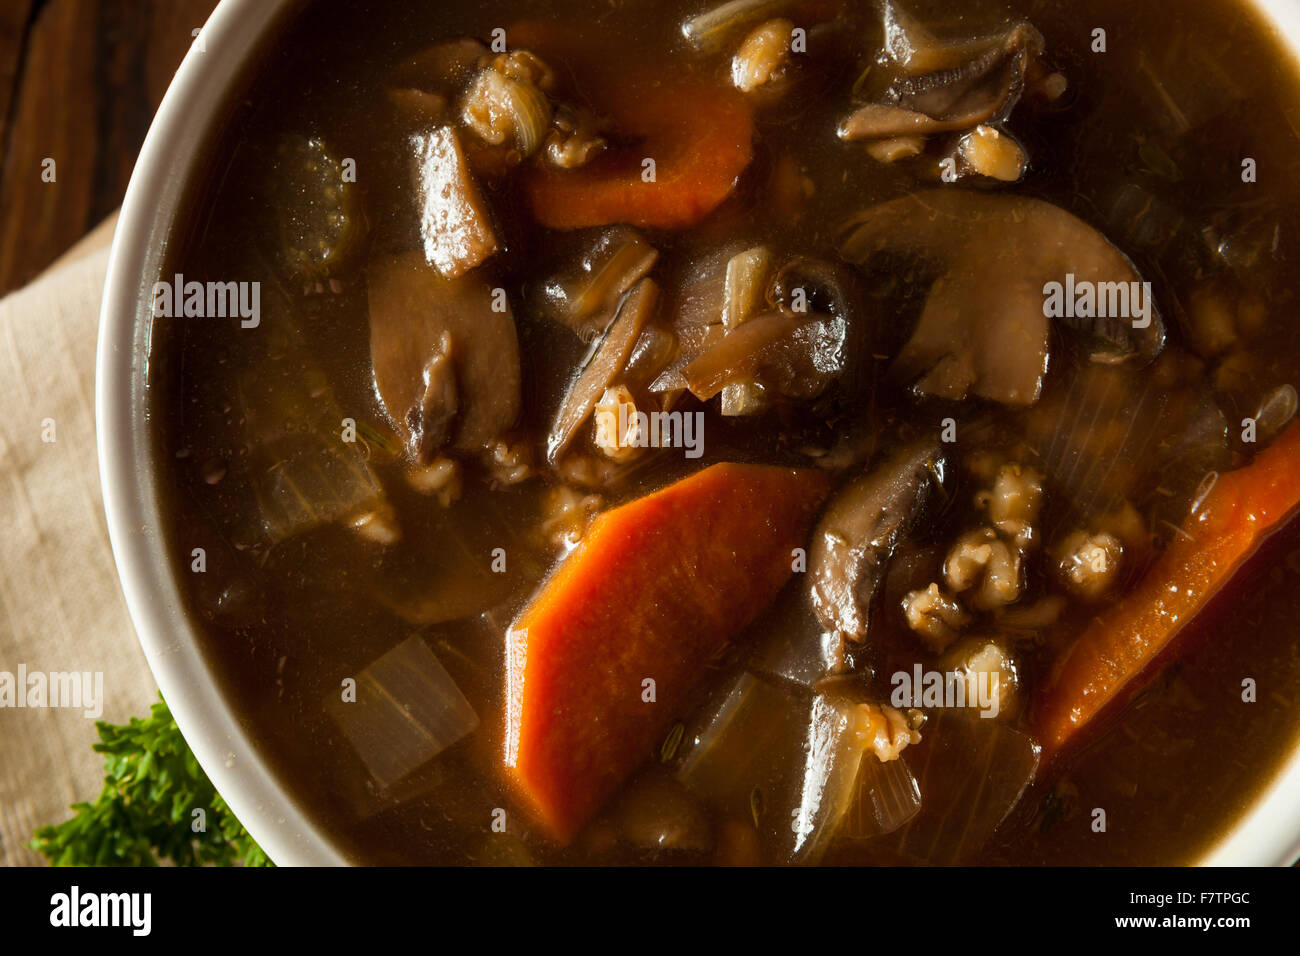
left=415, top=332, right=459, bottom=454
left=622, top=323, right=680, bottom=394
left=769, top=256, right=867, bottom=391
left=877, top=0, right=970, bottom=74
left=648, top=245, right=737, bottom=395
left=540, top=228, right=659, bottom=340
left=809, top=438, right=947, bottom=641
left=841, top=5, right=1043, bottom=142
left=684, top=311, right=793, bottom=397
left=839, top=103, right=969, bottom=141
left=368, top=253, right=521, bottom=462
left=410, top=126, right=499, bottom=278
left=839, top=189, right=1165, bottom=405
left=548, top=278, right=659, bottom=464
left=885, top=22, right=1042, bottom=126
left=652, top=250, right=865, bottom=412
left=683, top=255, right=865, bottom=404
left=682, top=312, right=839, bottom=402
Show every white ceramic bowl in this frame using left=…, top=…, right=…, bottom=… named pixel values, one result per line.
left=97, top=0, right=1300, bottom=866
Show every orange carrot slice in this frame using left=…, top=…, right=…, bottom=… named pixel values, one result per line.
left=504, top=462, right=829, bottom=842
left=505, top=20, right=754, bottom=231
left=1034, top=421, right=1300, bottom=760
left=526, top=73, right=754, bottom=231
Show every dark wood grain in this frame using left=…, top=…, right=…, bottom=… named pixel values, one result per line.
left=0, top=0, right=36, bottom=159
left=0, top=0, right=219, bottom=295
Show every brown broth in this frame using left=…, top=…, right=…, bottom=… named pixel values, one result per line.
left=150, top=0, right=1300, bottom=864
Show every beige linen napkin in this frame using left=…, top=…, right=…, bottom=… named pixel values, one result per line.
left=0, top=213, right=158, bottom=866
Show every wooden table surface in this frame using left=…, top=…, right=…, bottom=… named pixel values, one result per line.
left=0, top=0, right=219, bottom=296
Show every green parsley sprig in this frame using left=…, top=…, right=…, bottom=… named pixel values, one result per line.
left=30, top=696, right=273, bottom=867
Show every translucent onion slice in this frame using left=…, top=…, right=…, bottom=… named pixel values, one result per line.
left=326, top=637, right=479, bottom=790
left=680, top=672, right=921, bottom=864
left=251, top=432, right=383, bottom=543
left=237, top=325, right=385, bottom=544
left=1254, top=383, right=1298, bottom=444
left=677, top=672, right=805, bottom=822
left=781, top=695, right=865, bottom=863
left=839, top=751, right=922, bottom=840
left=895, top=710, right=1039, bottom=864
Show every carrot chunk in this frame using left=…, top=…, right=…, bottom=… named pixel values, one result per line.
left=526, top=74, right=754, bottom=231
left=507, top=21, right=753, bottom=229
left=504, top=463, right=829, bottom=842
left=1034, top=422, right=1300, bottom=760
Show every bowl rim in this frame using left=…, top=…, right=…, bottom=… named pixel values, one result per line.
left=97, top=0, right=1300, bottom=867
left=1191, top=0, right=1300, bottom=871
left=96, top=0, right=346, bottom=866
